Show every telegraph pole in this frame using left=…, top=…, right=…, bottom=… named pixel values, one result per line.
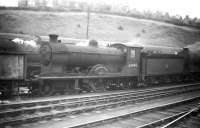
left=86, top=6, right=90, bottom=39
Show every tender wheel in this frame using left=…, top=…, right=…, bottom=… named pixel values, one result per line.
left=39, top=82, right=54, bottom=96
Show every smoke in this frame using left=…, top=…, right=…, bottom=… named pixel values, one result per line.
left=185, top=42, right=200, bottom=54
left=11, top=38, right=40, bottom=52
left=12, top=38, right=38, bottom=48
left=185, top=42, right=200, bottom=70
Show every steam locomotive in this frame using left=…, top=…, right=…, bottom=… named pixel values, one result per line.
left=0, top=33, right=41, bottom=98
left=0, top=34, right=200, bottom=97
left=31, top=34, right=200, bottom=96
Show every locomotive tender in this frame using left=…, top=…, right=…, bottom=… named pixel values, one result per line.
left=31, top=34, right=192, bottom=95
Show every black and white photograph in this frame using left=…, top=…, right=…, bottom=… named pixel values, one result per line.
left=0, top=0, right=200, bottom=128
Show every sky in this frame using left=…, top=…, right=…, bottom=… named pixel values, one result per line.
left=100, top=0, right=200, bottom=18
left=0, top=0, right=200, bottom=18
left=132, top=0, right=200, bottom=18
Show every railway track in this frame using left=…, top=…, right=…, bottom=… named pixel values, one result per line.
left=1, top=83, right=200, bottom=127
left=158, top=104, right=200, bottom=128
left=17, top=87, right=200, bottom=128
left=93, top=98, right=200, bottom=128
left=1, top=83, right=198, bottom=110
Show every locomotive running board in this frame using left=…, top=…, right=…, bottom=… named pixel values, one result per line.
left=36, top=74, right=137, bottom=80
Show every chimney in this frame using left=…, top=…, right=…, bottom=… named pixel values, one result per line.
left=49, top=34, right=58, bottom=43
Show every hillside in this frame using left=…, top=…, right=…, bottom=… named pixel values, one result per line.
left=0, top=10, right=200, bottom=47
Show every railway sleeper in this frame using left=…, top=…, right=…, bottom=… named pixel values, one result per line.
left=0, top=87, right=197, bottom=120
left=1, top=89, right=200, bottom=126
left=0, top=93, right=173, bottom=126
left=0, top=84, right=199, bottom=126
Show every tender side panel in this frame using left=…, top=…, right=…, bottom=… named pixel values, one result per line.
left=0, top=55, right=24, bottom=79
left=142, top=57, right=184, bottom=76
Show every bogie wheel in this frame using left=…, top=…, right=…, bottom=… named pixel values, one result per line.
left=39, top=81, right=54, bottom=96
